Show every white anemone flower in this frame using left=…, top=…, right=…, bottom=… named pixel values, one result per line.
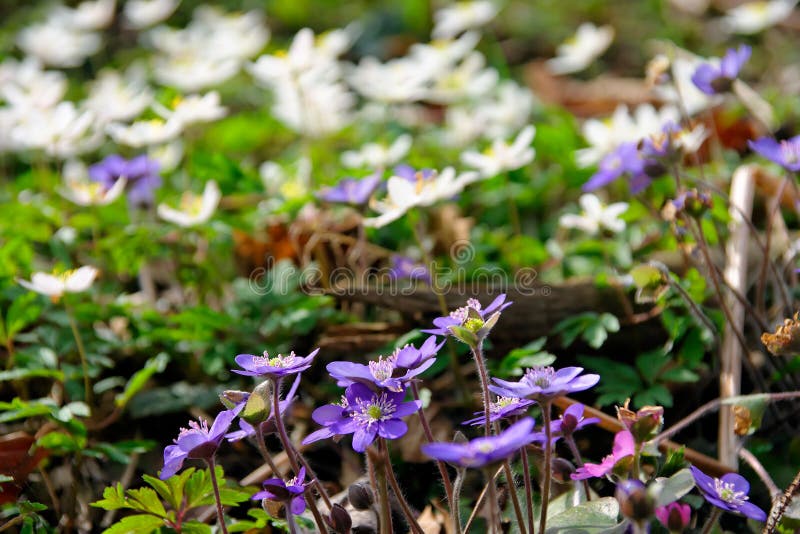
left=0, top=58, right=67, bottom=111
left=546, top=23, right=614, bottom=75
left=347, top=56, right=437, bottom=103
left=11, top=102, right=100, bottom=158
left=432, top=1, right=499, bottom=39
left=52, top=0, right=116, bottom=31
left=721, top=0, right=796, bottom=34
left=559, top=194, right=628, bottom=235
left=153, top=54, right=241, bottom=92
left=157, top=180, right=221, bottom=227
left=18, top=266, right=99, bottom=299
left=341, top=135, right=412, bottom=169
left=17, top=21, right=101, bottom=68
left=426, top=51, right=498, bottom=104
left=59, top=160, right=127, bottom=206
left=124, top=0, right=180, bottom=29
left=461, top=125, right=536, bottom=177
left=84, top=70, right=153, bottom=123
left=106, top=117, right=183, bottom=147
left=363, top=167, right=479, bottom=228
left=154, top=92, right=227, bottom=126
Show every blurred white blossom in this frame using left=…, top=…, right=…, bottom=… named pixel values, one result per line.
left=341, top=135, right=412, bottom=169
left=124, top=0, right=180, bottom=29
left=721, top=0, right=796, bottom=34
left=18, top=266, right=99, bottom=299
left=546, top=23, right=614, bottom=75
left=461, top=125, right=536, bottom=177
left=157, top=180, right=221, bottom=227
left=559, top=194, right=628, bottom=235
left=432, top=1, right=498, bottom=39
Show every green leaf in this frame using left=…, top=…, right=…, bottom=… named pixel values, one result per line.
left=92, top=484, right=131, bottom=511
left=0, top=368, right=64, bottom=382
left=142, top=474, right=178, bottom=513
left=583, top=322, right=608, bottom=349
left=166, top=468, right=196, bottom=513
left=102, top=514, right=165, bottom=534
left=5, top=292, right=43, bottom=340
left=181, top=522, right=213, bottom=534
left=115, top=353, right=169, bottom=409
left=127, top=487, right=167, bottom=517
left=37, top=431, right=85, bottom=453
left=184, top=467, right=214, bottom=510
left=545, top=497, right=621, bottom=533
left=652, top=468, right=695, bottom=507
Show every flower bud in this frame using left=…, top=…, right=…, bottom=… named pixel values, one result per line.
left=615, top=479, right=654, bottom=523
left=325, top=503, right=353, bottom=533
left=762, top=312, right=800, bottom=356
left=348, top=482, right=374, bottom=510
left=241, top=381, right=271, bottom=425
left=220, top=390, right=249, bottom=409
left=655, top=502, right=691, bottom=533
left=616, top=400, right=663, bottom=443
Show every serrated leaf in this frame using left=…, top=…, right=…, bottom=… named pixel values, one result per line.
left=184, top=467, right=214, bottom=510
left=142, top=475, right=176, bottom=512
left=92, top=484, right=131, bottom=511
left=166, top=467, right=196, bottom=513
left=102, top=514, right=165, bottom=534
left=127, top=487, right=167, bottom=517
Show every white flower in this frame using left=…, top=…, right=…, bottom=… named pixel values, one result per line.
left=153, top=54, right=241, bottom=92
left=249, top=27, right=348, bottom=82
left=124, top=0, right=180, bottom=29
left=363, top=167, right=479, bottom=228
left=576, top=104, right=680, bottom=167
left=721, top=0, right=796, bottom=34
left=0, top=58, right=67, bottom=111
left=11, top=102, right=100, bottom=158
left=546, top=23, right=614, bottom=75
left=461, top=125, right=536, bottom=177
left=259, top=158, right=312, bottom=198
left=347, top=56, right=437, bottom=103
left=54, top=226, right=78, bottom=244
left=157, top=180, right=221, bottom=227
left=52, top=0, right=116, bottom=31
left=18, top=266, right=99, bottom=299
left=84, top=69, right=153, bottom=123
left=17, top=21, right=101, bottom=68
left=432, top=1, right=499, bottom=39
left=106, top=117, right=183, bottom=147
left=426, top=51, right=499, bottom=104
left=155, top=91, right=227, bottom=126
left=559, top=194, right=628, bottom=235
left=59, top=160, right=127, bottom=206
left=341, top=135, right=412, bottom=169
left=148, top=140, right=184, bottom=173
left=409, top=31, right=481, bottom=70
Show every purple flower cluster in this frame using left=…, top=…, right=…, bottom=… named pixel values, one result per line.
left=89, top=154, right=162, bottom=205
left=318, top=172, right=382, bottom=205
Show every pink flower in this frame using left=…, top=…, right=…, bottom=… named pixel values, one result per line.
left=655, top=502, right=691, bottom=532
left=571, top=430, right=635, bottom=480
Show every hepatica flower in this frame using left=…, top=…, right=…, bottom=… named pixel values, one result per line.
left=422, top=417, right=537, bottom=468
left=749, top=135, right=800, bottom=172
left=423, top=294, right=511, bottom=340
left=490, top=366, right=599, bottom=402
left=160, top=408, right=238, bottom=479
left=89, top=154, right=162, bottom=205
left=690, top=466, right=766, bottom=521
left=388, top=255, right=431, bottom=283
left=582, top=142, right=645, bottom=193
left=655, top=502, right=691, bottom=532
left=233, top=349, right=319, bottom=381
left=691, top=45, right=751, bottom=95
left=252, top=467, right=308, bottom=515
left=462, top=396, right=535, bottom=426
left=553, top=403, right=601, bottom=437
left=318, top=172, right=382, bottom=206
left=303, top=383, right=420, bottom=452
left=572, top=429, right=635, bottom=480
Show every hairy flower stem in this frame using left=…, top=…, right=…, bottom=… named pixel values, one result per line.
left=700, top=507, right=721, bottom=534
left=381, top=439, right=424, bottom=534
left=205, top=458, right=229, bottom=534
left=284, top=507, right=299, bottom=534
left=633, top=443, right=642, bottom=481
left=520, top=445, right=535, bottom=534
left=502, top=460, right=527, bottom=534
left=453, top=468, right=466, bottom=534
left=564, top=436, right=591, bottom=502
left=464, top=466, right=504, bottom=532
left=65, top=304, right=92, bottom=411
left=255, top=427, right=283, bottom=478
left=539, top=400, right=554, bottom=534
left=271, top=379, right=329, bottom=533
left=410, top=382, right=454, bottom=505
left=485, top=467, right=501, bottom=534
left=370, top=447, right=393, bottom=534
left=471, top=342, right=493, bottom=438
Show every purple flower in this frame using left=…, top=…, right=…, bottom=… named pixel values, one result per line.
left=326, top=337, right=441, bottom=392
left=302, top=383, right=420, bottom=452
left=571, top=429, right=635, bottom=480
left=423, top=294, right=512, bottom=338
left=489, top=366, right=600, bottom=402
left=160, top=408, right=239, bottom=479
left=462, top=396, right=535, bottom=426
left=749, top=135, right=800, bottom=172
left=583, top=142, right=646, bottom=192
left=655, top=502, right=691, bottom=532
left=225, top=374, right=302, bottom=442
left=318, top=172, right=382, bottom=205
left=421, top=417, right=538, bottom=468
left=89, top=154, right=162, bottom=205
left=690, top=466, right=766, bottom=522
left=691, top=45, right=751, bottom=95
left=394, top=164, right=435, bottom=182
left=233, top=349, right=319, bottom=380
left=252, top=466, right=308, bottom=515
left=552, top=403, right=601, bottom=436
left=388, top=255, right=431, bottom=283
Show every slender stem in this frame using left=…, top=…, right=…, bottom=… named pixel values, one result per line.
left=453, top=468, right=466, bottom=534
left=206, top=458, right=229, bottom=534
left=464, top=466, right=503, bottom=533
left=296, top=453, right=333, bottom=510
left=520, top=445, right=535, bottom=534
left=371, top=447, right=393, bottom=534
left=271, top=378, right=329, bottom=533
left=411, top=382, right=454, bottom=505
left=539, top=399, right=554, bottom=534
left=255, top=426, right=283, bottom=478
left=284, top=506, right=299, bottom=534
left=632, top=442, right=641, bottom=481
left=501, top=459, right=527, bottom=534
left=764, top=467, right=800, bottom=534
left=700, top=507, right=721, bottom=534
left=65, top=303, right=93, bottom=410
left=738, top=448, right=780, bottom=500
left=485, top=467, right=501, bottom=534
left=564, top=436, right=591, bottom=502
left=381, top=440, right=424, bottom=534
left=471, top=342, right=493, bottom=438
